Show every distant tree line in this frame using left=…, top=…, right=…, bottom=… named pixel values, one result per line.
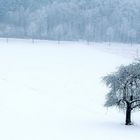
left=0, top=0, right=140, bottom=43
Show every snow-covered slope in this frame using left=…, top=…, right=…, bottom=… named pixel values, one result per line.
left=0, top=38, right=139, bottom=140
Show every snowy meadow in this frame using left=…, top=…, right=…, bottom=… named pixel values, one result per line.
left=0, top=38, right=140, bottom=140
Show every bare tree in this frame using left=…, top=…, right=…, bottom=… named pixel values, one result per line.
left=106, top=27, right=114, bottom=46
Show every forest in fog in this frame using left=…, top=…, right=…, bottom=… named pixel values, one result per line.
left=0, top=0, right=140, bottom=43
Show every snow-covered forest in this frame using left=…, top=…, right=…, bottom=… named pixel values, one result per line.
left=0, top=0, right=140, bottom=43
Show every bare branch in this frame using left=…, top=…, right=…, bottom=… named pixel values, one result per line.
left=131, top=104, right=140, bottom=110
left=117, top=99, right=129, bottom=106
left=130, top=99, right=140, bottom=105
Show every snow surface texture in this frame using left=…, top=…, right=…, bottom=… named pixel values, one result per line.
left=0, top=38, right=140, bottom=140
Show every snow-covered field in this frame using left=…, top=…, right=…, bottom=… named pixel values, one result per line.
left=0, top=38, right=140, bottom=140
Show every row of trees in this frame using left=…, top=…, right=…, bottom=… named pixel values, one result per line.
left=0, top=0, right=140, bottom=43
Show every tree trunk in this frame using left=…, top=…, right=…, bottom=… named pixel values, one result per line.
left=125, top=103, right=132, bottom=125
left=32, top=38, right=34, bottom=44
left=6, top=37, right=9, bottom=43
